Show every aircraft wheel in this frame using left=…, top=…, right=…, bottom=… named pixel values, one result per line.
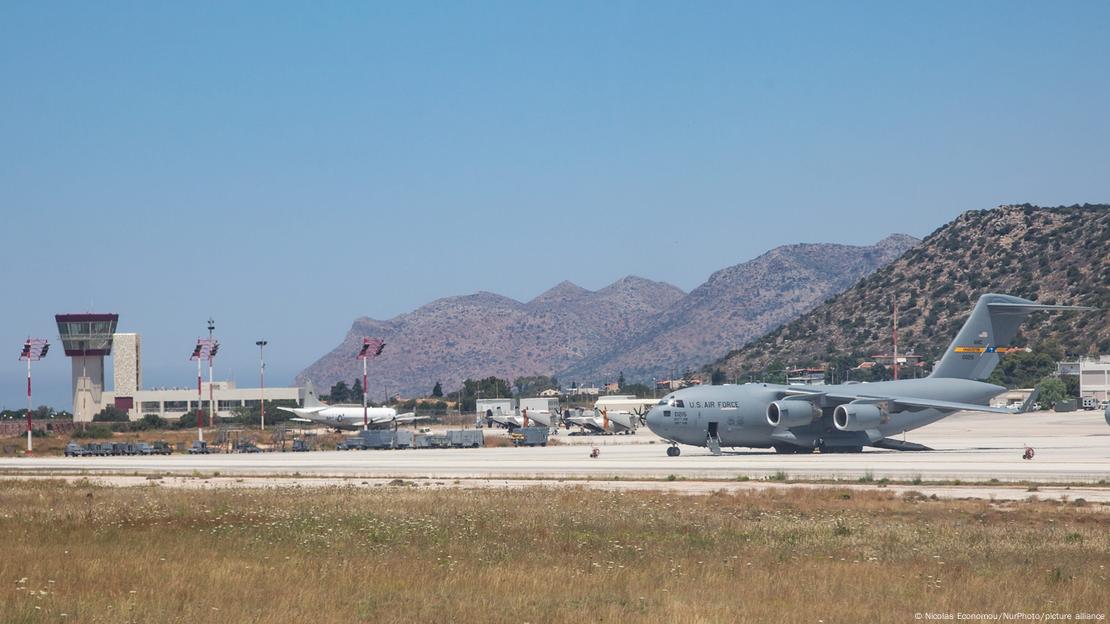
left=666, top=446, right=680, bottom=457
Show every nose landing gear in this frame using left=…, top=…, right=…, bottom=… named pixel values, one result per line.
left=666, top=445, right=681, bottom=457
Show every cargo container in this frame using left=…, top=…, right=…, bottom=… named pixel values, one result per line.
left=447, top=429, right=484, bottom=448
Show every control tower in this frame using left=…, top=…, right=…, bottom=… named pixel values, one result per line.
left=55, top=313, right=118, bottom=422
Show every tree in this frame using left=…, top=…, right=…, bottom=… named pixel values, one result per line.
left=620, top=383, right=653, bottom=398
left=175, top=410, right=200, bottom=429
left=445, top=376, right=512, bottom=412
left=137, top=414, right=167, bottom=430
left=432, top=382, right=443, bottom=398
left=512, top=375, right=558, bottom=397
left=1035, top=376, right=1068, bottom=409
left=92, top=405, right=129, bottom=422
left=329, top=381, right=350, bottom=404
left=617, top=371, right=626, bottom=390
left=351, top=378, right=364, bottom=404
left=988, top=351, right=1056, bottom=389
left=710, top=369, right=727, bottom=385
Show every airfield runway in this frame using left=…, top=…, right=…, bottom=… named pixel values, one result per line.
left=1, top=411, right=1107, bottom=489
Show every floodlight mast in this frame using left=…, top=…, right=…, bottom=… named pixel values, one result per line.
left=207, top=318, right=217, bottom=429
left=18, top=338, right=49, bottom=453
left=356, top=338, right=385, bottom=431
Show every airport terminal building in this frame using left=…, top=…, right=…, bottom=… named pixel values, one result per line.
left=55, top=313, right=303, bottom=422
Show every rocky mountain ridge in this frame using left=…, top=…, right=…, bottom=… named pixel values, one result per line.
left=297, top=234, right=918, bottom=397
left=705, top=204, right=1110, bottom=381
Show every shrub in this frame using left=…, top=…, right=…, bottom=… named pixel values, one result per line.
left=72, top=425, right=113, bottom=439
left=137, top=414, right=168, bottom=430
left=92, top=406, right=129, bottom=423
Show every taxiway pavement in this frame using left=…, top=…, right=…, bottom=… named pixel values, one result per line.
left=1, top=411, right=1106, bottom=485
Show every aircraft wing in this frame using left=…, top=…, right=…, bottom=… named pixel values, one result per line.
left=392, top=413, right=430, bottom=424
left=781, top=387, right=1019, bottom=414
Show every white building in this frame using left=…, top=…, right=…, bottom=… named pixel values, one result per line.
left=476, top=398, right=516, bottom=418
left=520, top=397, right=559, bottom=413
left=101, top=380, right=303, bottom=421
left=59, top=324, right=303, bottom=422
left=990, top=388, right=1036, bottom=408
left=1077, top=356, right=1110, bottom=402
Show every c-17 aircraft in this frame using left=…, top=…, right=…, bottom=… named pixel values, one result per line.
left=645, top=293, right=1094, bottom=456
left=278, top=383, right=426, bottom=431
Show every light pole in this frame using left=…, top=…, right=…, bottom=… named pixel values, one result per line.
left=356, top=338, right=385, bottom=431
left=18, top=338, right=49, bottom=453
left=207, top=318, right=218, bottom=427
left=256, top=340, right=267, bottom=430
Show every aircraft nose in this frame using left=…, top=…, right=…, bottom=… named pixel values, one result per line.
left=645, top=406, right=665, bottom=433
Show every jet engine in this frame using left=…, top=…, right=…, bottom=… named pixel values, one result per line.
left=766, top=399, right=821, bottom=428
left=833, top=402, right=885, bottom=432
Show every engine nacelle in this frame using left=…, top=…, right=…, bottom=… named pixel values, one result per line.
left=833, top=402, right=885, bottom=432
left=766, top=399, right=821, bottom=428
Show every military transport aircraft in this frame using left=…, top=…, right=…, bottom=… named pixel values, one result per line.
left=487, top=407, right=561, bottom=430
left=565, top=407, right=640, bottom=434
left=278, top=383, right=425, bottom=431
left=645, top=293, right=1094, bottom=456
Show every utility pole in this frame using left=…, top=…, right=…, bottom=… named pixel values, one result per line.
left=256, top=340, right=267, bottom=430
left=892, top=299, right=900, bottom=381
left=19, top=338, right=49, bottom=453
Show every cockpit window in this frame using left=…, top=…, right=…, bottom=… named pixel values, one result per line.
left=674, top=399, right=684, bottom=408
left=657, top=399, right=668, bottom=406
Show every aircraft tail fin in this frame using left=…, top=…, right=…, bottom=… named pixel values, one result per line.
left=930, top=294, right=1092, bottom=381
left=302, top=381, right=323, bottom=408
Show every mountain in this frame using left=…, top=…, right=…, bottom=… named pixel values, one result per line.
left=705, top=204, right=1110, bottom=380
left=295, top=277, right=685, bottom=399
left=560, top=234, right=920, bottom=382
left=297, top=235, right=918, bottom=398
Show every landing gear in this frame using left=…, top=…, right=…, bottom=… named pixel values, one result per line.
left=666, top=445, right=681, bottom=457
left=774, top=445, right=817, bottom=454
left=819, top=445, right=863, bottom=454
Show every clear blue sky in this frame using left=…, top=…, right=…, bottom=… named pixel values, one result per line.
left=2, top=2, right=1108, bottom=408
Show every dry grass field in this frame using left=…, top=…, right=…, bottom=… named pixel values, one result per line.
left=0, top=480, right=1106, bottom=623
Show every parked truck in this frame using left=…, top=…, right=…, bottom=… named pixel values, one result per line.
left=510, top=426, right=550, bottom=447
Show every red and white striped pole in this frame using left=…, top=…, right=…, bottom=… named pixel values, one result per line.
left=26, top=356, right=33, bottom=452
left=356, top=338, right=385, bottom=431
left=197, top=355, right=203, bottom=442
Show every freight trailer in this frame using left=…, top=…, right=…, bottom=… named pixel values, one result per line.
left=447, top=429, right=484, bottom=448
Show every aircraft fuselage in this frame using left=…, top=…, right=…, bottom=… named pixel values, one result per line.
left=646, top=378, right=1003, bottom=450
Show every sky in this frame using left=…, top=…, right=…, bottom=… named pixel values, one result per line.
left=2, top=1, right=1109, bottom=409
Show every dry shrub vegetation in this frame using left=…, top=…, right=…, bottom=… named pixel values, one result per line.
left=0, top=480, right=1107, bottom=623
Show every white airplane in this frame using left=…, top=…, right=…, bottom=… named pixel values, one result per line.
left=565, top=407, right=639, bottom=434
left=278, top=383, right=426, bottom=431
